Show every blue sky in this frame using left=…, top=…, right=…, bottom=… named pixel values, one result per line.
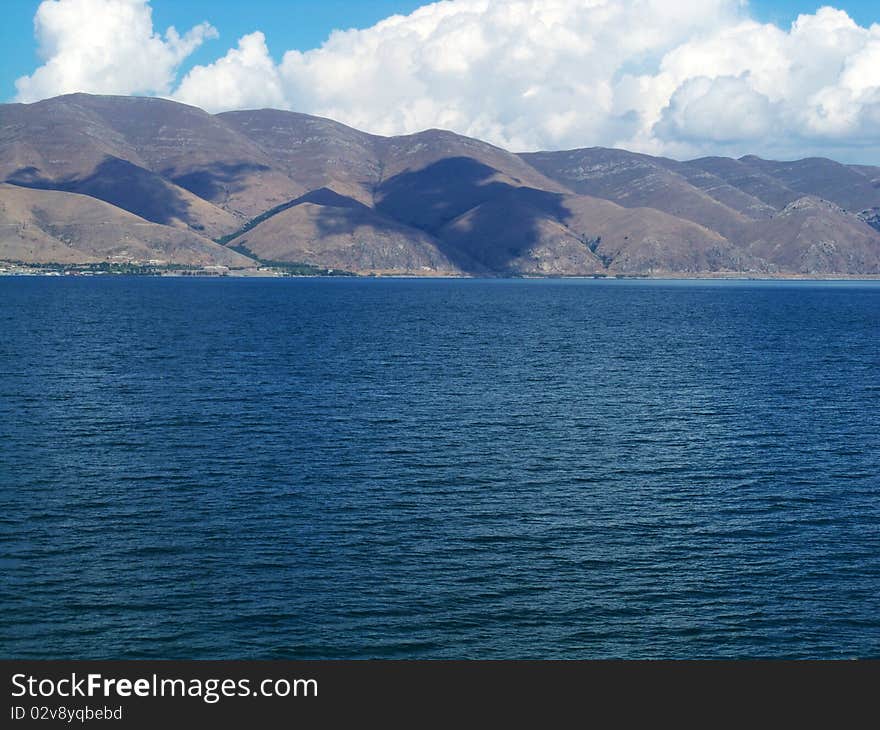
left=754, top=0, right=874, bottom=25
left=3, top=1, right=880, bottom=160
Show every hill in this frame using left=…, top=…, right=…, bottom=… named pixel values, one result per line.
left=2, top=93, right=879, bottom=276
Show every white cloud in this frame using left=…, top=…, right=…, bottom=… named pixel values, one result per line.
left=646, top=6, right=880, bottom=157
left=175, top=0, right=749, bottom=149
left=15, top=0, right=216, bottom=101
left=656, top=76, right=776, bottom=145
left=174, top=32, right=286, bottom=111
left=277, top=0, right=749, bottom=150
left=13, top=0, right=880, bottom=161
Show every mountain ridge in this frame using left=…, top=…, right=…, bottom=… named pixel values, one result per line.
left=2, top=93, right=879, bottom=276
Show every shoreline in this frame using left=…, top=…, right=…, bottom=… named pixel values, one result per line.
left=2, top=260, right=880, bottom=282
left=2, top=268, right=880, bottom=282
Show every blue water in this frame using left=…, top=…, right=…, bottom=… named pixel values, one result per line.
left=1, top=277, right=878, bottom=659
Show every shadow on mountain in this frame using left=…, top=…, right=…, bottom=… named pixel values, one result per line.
left=376, top=157, right=575, bottom=272
left=215, top=187, right=374, bottom=245
left=439, top=187, right=585, bottom=273
left=230, top=186, right=479, bottom=273
left=296, top=187, right=372, bottom=212
left=292, top=187, right=485, bottom=273
left=305, top=188, right=438, bottom=239
left=376, top=157, right=523, bottom=231
left=7, top=157, right=194, bottom=227
left=167, top=162, right=272, bottom=203
left=303, top=188, right=397, bottom=238
left=859, top=207, right=880, bottom=233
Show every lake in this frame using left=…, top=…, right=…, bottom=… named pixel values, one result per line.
left=1, top=276, right=878, bottom=658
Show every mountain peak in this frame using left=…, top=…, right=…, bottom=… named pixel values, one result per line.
left=778, top=196, right=846, bottom=216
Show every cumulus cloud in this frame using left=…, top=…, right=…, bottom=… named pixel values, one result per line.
left=176, top=0, right=749, bottom=152
left=13, top=0, right=880, bottom=161
left=656, top=76, right=776, bottom=145
left=174, top=31, right=286, bottom=111
left=15, top=0, right=216, bottom=101
left=647, top=7, right=880, bottom=158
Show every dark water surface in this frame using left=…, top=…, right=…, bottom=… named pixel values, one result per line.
left=1, top=277, right=878, bottom=659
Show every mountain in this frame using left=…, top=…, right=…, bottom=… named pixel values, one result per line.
left=1, top=93, right=879, bottom=276
left=230, top=188, right=465, bottom=275
left=521, top=147, right=880, bottom=274
left=731, top=156, right=880, bottom=213
left=218, top=109, right=382, bottom=207
left=0, top=183, right=253, bottom=266
left=521, top=147, right=764, bottom=241
left=434, top=186, right=741, bottom=275
left=0, top=96, right=243, bottom=238
left=742, top=197, right=880, bottom=274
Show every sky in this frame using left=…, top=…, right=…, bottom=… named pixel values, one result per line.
left=2, top=0, right=880, bottom=162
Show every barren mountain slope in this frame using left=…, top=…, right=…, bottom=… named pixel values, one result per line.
left=521, top=147, right=757, bottom=241
left=0, top=184, right=254, bottom=267
left=230, top=188, right=466, bottom=274
left=3, top=94, right=880, bottom=276
left=743, top=197, right=880, bottom=274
